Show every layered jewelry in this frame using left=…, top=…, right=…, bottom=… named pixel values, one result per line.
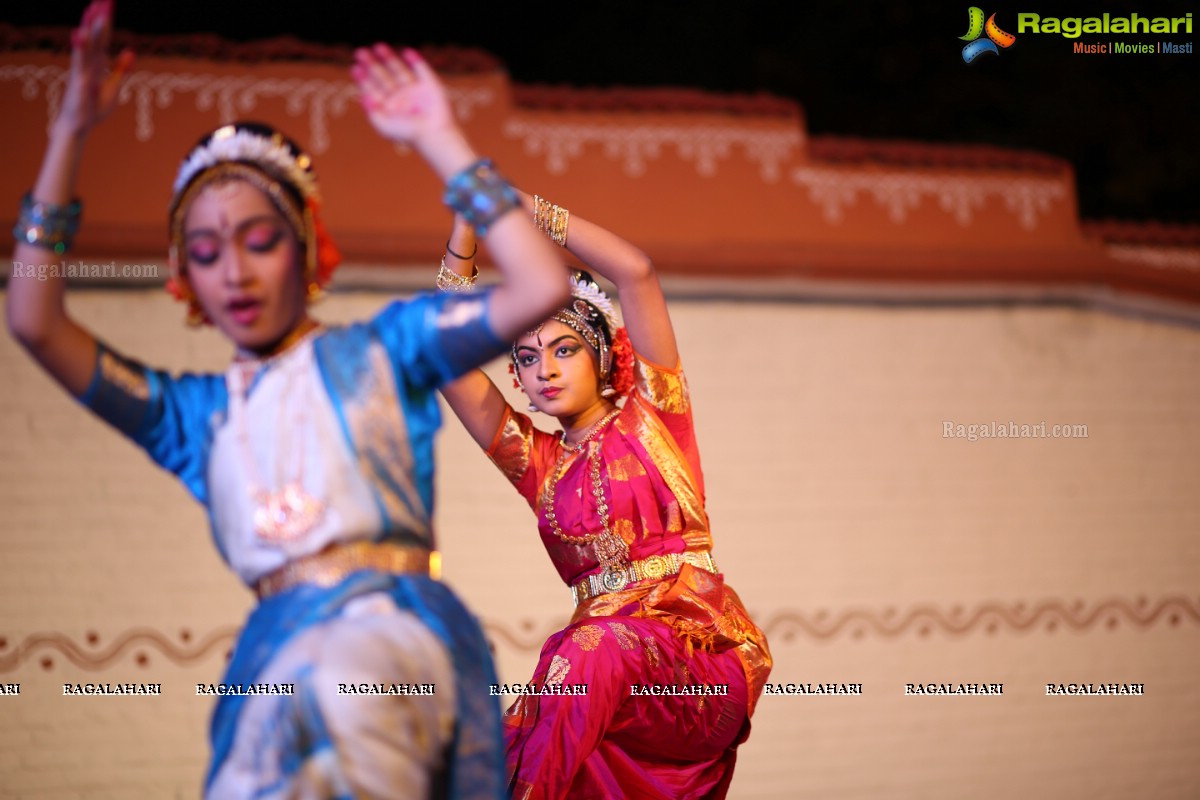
left=541, top=407, right=630, bottom=584
left=435, top=255, right=479, bottom=293
left=533, top=194, right=570, bottom=247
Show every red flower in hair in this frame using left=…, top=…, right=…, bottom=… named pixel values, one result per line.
left=165, top=271, right=211, bottom=325
left=308, top=197, right=342, bottom=288
left=165, top=276, right=187, bottom=301
left=609, top=327, right=635, bottom=397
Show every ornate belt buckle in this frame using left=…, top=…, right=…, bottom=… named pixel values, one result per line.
left=641, top=554, right=670, bottom=581
left=601, top=566, right=630, bottom=593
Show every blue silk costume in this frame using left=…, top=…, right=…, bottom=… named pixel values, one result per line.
left=80, top=290, right=506, bottom=799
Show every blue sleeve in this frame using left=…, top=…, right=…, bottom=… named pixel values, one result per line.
left=78, top=342, right=226, bottom=505
left=368, top=287, right=509, bottom=389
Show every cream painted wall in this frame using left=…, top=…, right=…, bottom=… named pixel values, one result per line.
left=2, top=287, right=1198, bottom=798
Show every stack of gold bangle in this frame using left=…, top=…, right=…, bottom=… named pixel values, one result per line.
left=435, top=256, right=478, bottom=293
left=533, top=194, right=569, bottom=247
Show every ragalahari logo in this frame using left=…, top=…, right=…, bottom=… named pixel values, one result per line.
left=960, top=7, right=1017, bottom=62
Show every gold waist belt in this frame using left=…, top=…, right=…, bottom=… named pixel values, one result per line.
left=255, top=541, right=440, bottom=600
left=571, top=550, right=718, bottom=606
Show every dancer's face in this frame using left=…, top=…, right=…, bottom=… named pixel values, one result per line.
left=514, top=320, right=604, bottom=416
left=181, top=179, right=308, bottom=356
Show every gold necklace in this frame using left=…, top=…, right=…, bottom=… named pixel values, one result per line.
left=542, top=408, right=629, bottom=572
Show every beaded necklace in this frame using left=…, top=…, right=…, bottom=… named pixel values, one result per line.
left=541, top=407, right=629, bottom=571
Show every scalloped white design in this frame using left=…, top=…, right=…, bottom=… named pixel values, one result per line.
left=504, top=118, right=802, bottom=181
left=791, top=168, right=1067, bottom=229
left=0, top=65, right=496, bottom=154
left=1107, top=245, right=1200, bottom=273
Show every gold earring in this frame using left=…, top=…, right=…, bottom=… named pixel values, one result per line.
left=186, top=300, right=208, bottom=328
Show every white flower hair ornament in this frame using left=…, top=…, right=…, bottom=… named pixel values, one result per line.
left=569, top=272, right=619, bottom=333
left=172, top=125, right=319, bottom=201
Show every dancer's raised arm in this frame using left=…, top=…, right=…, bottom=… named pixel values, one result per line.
left=6, top=0, right=134, bottom=395
left=434, top=213, right=517, bottom=448
left=352, top=45, right=568, bottom=340
left=525, top=192, right=679, bottom=368
left=435, top=190, right=682, bottom=450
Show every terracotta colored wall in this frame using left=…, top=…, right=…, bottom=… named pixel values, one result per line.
left=2, top=286, right=1198, bottom=798
left=2, top=47, right=1197, bottom=306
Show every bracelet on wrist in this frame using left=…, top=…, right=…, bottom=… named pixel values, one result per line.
left=445, top=239, right=477, bottom=261
left=443, top=159, right=520, bottom=236
left=532, top=194, right=570, bottom=247
left=435, top=255, right=479, bottom=293
left=13, top=191, right=83, bottom=255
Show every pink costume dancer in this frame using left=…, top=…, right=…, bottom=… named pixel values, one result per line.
left=436, top=198, right=772, bottom=799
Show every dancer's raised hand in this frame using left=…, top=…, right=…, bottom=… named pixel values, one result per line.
left=352, top=45, right=457, bottom=150
left=57, top=0, right=134, bottom=137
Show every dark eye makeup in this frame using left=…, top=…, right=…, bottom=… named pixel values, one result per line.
left=244, top=223, right=285, bottom=253
left=186, top=237, right=220, bottom=266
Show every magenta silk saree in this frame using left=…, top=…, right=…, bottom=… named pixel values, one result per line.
left=487, top=354, right=772, bottom=799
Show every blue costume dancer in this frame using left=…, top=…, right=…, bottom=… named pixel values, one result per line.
left=85, top=230, right=506, bottom=796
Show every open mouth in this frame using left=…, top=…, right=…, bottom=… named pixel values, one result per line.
left=227, top=297, right=262, bottom=326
